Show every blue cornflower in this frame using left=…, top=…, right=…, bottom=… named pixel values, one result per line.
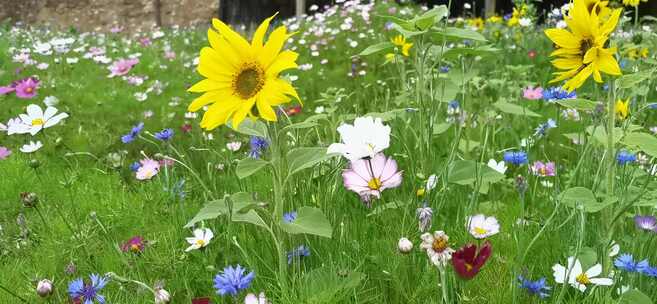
left=504, top=151, right=528, bottom=165
left=287, top=245, right=311, bottom=264
left=616, top=150, right=636, bottom=165
left=129, top=161, right=142, bottom=172
left=213, top=265, right=255, bottom=296
left=542, top=87, right=576, bottom=102
left=68, top=274, right=109, bottom=304
left=448, top=100, right=460, bottom=110
left=643, top=265, right=657, bottom=278
left=154, top=128, right=174, bottom=141
left=534, top=119, right=557, bottom=137
left=121, top=122, right=144, bottom=143
left=283, top=211, right=297, bottom=223
left=248, top=136, right=269, bottom=159
left=615, top=254, right=638, bottom=272
left=518, top=275, right=550, bottom=299
left=648, top=103, right=657, bottom=109
left=440, top=66, right=450, bottom=73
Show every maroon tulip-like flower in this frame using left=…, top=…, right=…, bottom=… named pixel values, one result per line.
left=451, top=241, right=492, bottom=279
left=120, top=236, right=145, bottom=253
left=192, top=297, right=211, bottom=304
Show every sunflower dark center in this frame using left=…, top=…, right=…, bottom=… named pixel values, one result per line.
left=234, top=64, right=264, bottom=99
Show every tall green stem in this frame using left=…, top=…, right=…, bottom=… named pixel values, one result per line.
left=603, top=81, right=615, bottom=273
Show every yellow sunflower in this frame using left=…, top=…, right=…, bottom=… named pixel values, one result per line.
left=187, top=15, right=301, bottom=130
left=544, top=0, right=622, bottom=92
left=581, top=0, right=612, bottom=19
left=623, top=0, right=646, bottom=7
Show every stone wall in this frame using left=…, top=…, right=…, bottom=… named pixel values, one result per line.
left=0, top=0, right=219, bottom=32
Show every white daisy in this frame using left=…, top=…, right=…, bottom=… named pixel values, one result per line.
left=487, top=159, right=507, bottom=174
left=20, top=141, right=43, bottom=153
left=420, top=231, right=455, bottom=267
left=185, top=228, right=214, bottom=252
left=327, top=116, right=391, bottom=161
left=467, top=214, right=500, bottom=239
left=552, top=257, right=613, bottom=292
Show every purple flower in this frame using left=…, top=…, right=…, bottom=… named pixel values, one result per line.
left=154, top=128, right=174, bottom=141
left=121, top=122, right=144, bottom=144
left=108, top=58, right=139, bottom=78
left=283, top=211, right=297, bottom=223
left=68, top=274, right=109, bottom=304
left=213, top=265, right=255, bottom=296
left=14, top=77, right=40, bottom=99
left=342, top=153, right=403, bottom=205
left=634, top=215, right=657, bottom=232
left=248, top=136, right=269, bottom=159
left=0, top=146, right=11, bottom=160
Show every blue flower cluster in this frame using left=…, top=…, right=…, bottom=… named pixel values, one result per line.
left=249, top=136, right=269, bottom=159
left=121, top=122, right=144, bottom=144
left=542, top=87, right=576, bottom=102
left=518, top=275, right=550, bottom=299
left=68, top=274, right=109, bottom=304
left=616, top=150, right=636, bottom=165
left=155, top=128, right=174, bottom=141
left=213, top=265, right=255, bottom=296
left=504, top=151, right=528, bottom=166
left=614, top=253, right=657, bottom=277
left=534, top=119, right=557, bottom=137
left=287, top=245, right=311, bottom=264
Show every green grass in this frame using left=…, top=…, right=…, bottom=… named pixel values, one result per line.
left=1, top=1, right=657, bottom=303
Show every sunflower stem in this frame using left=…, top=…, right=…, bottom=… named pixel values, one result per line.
left=603, top=80, right=615, bottom=274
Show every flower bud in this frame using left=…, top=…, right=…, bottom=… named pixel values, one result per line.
left=20, top=192, right=38, bottom=207
left=154, top=288, right=171, bottom=304
left=398, top=237, right=413, bottom=253
left=36, top=279, right=53, bottom=297
left=29, top=159, right=41, bottom=169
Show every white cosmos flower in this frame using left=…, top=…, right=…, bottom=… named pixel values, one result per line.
left=487, top=159, right=507, bottom=174
left=327, top=116, right=391, bottom=161
left=184, top=228, right=214, bottom=252
left=467, top=214, right=500, bottom=239
left=552, top=257, right=613, bottom=292
left=226, top=141, right=242, bottom=152
left=20, top=141, right=43, bottom=153
left=0, top=122, right=6, bottom=132
left=17, top=104, right=69, bottom=135
left=244, top=292, right=270, bottom=304
left=7, top=118, right=30, bottom=135
left=43, top=96, right=59, bottom=107
left=519, top=17, right=532, bottom=27
left=420, top=231, right=455, bottom=267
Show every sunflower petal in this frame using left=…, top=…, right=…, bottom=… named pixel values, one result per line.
left=252, top=14, right=278, bottom=49
left=266, top=50, right=299, bottom=77
left=545, top=29, right=580, bottom=49
left=188, top=79, right=230, bottom=93
left=212, top=18, right=253, bottom=57
left=260, top=26, right=294, bottom=68
left=256, top=97, right=278, bottom=122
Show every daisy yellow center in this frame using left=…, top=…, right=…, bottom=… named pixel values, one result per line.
left=233, top=63, right=265, bottom=99
left=32, top=118, right=44, bottom=126
left=474, top=227, right=488, bottom=235
left=576, top=273, right=591, bottom=285
left=539, top=167, right=547, bottom=176
left=195, top=239, right=206, bottom=247
left=431, top=237, right=448, bottom=252
left=367, top=178, right=382, bottom=190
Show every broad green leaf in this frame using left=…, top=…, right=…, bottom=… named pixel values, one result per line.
left=228, top=192, right=267, bottom=228
left=443, top=46, right=499, bottom=59
left=433, top=123, right=451, bottom=135
left=434, top=79, right=460, bottom=102
left=433, top=27, right=487, bottom=42
left=616, top=69, right=654, bottom=89
left=493, top=101, right=541, bottom=117
left=301, top=268, right=365, bottom=303
left=236, top=158, right=269, bottom=179
left=576, top=247, right=598, bottom=270
left=556, top=98, right=599, bottom=111
left=622, top=132, right=657, bottom=157
left=448, top=68, right=478, bottom=86
left=280, top=206, right=332, bottom=238
left=184, top=198, right=228, bottom=228
left=230, top=119, right=268, bottom=138
left=560, top=187, right=607, bottom=212
left=358, top=42, right=393, bottom=56
left=391, top=23, right=426, bottom=37
left=362, top=108, right=409, bottom=121
left=414, top=6, right=448, bottom=30
left=448, top=160, right=505, bottom=186
left=287, top=147, right=333, bottom=176
left=586, top=126, right=623, bottom=146
left=620, top=289, right=653, bottom=304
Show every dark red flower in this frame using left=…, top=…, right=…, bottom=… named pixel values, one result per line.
left=527, top=50, right=537, bottom=59
left=192, top=297, right=211, bottom=304
left=451, top=241, right=492, bottom=279
left=284, top=105, right=302, bottom=116
left=181, top=123, right=192, bottom=133
left=121, top=236, right=145, bottom=253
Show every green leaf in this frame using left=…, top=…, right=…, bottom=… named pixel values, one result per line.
left=366, top=201, right=401, bottom=217
left=358, top=42, right=393, bottom=56
left=433, top=123, right=451, bottom=135
left=280, top=206, right=332, bottom=238
left=622, top=132, right=657, bottom=157
left=362, top=108, right=409, bottom=121
left=287, top=147, right=333, bottom=176
left=616, top=69, right=654, bottom=89
left=586, top=126, right=623, bottom=146
left=443, top=45, right=499, bottom=59
left=236, top=158, right=269, bottom=179
left=576, top=247, right=598, bottom=270
left=448, top=160, right=505, bottom=186
left=433, top=27, right=487, bottom=42
left=434, top=79, right=460, bottom=102
left=560, top=187, right=608, bottom=212
left=447, top=68, right=478, bottom=86
left=391, top=23, right=426, bottom=37
left=620, top=289, right=653, bottom=304
left=184, top=198, right=228, bottom=228
left=413, top=6, right=448, bottom=30
left=493, top=101, right=541, bottom=117
left=229, top=119, right=268, bottom=138
left=556, top=98, right=599, bottom=111
left=280, top=121, right=319, bottom=132
left=300, top=268, right=365, bottom=303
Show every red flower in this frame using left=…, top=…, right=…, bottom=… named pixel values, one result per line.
left=284, top=105, right=302, bottom=116
left=451, top=241, right=492, bottom=279
left=192, top=297, right=211, bottom=304
left=181, top=123, right=192, bottom=133
left=527, top=50, right=537, bottom=59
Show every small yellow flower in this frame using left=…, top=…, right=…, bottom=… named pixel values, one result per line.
left=622, top=0, right=646, bottom=7
left=416, top=188, right=426, bottom=197
left=384, top=53, right=396, bottom=63
left=507, top=17, right=519, bottom=27
left=615, top=99, right=630, bottom=120
left=391, top=35, right=413, bottom=57
left=627, top=48, right=640, bottom=60
left=487, top=16, right=502, bottom=23
left=468, top=18, right=484, bottom=31
left=640, top=48, right=649, bottom=58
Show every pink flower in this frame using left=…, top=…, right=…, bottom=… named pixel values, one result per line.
left=108, top=58, right=139, bottom=78
left=120, top=236, right=145, bottom=253
left=530, top=161, right=555, bottom=177
left=342, top=153, right=402, bottom=205
left=164, top=50, right=176, bottom=60
left=0, top=146, right=11, bottom=160
left=523, top=86, right=543, bottom=100
left=110, top=25, right=124, bottom=33
left=136, top=158, right=160, bottom=180
left=139, top=37, right=152, bottom=47
left=14, top=77, right=39, bottom=99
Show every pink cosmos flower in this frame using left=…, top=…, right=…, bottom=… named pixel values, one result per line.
left=164, top=50, right=176, bottom=60
left=342, top=153, right=402, bottom=205
left=136, top=158, right=160, bottom=180
left=139, top=37, right=152, bottom=47
left=14, top=77, right=40, bottom=99
left=108, top=58, right=139, bottom=78
left=120, top=236, right=145, bottom=253
left=0, top=147, right=11, bottom=160
left=530, top=161, right=556, bottom=177
left=523, top=86, right=543, bottom=100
